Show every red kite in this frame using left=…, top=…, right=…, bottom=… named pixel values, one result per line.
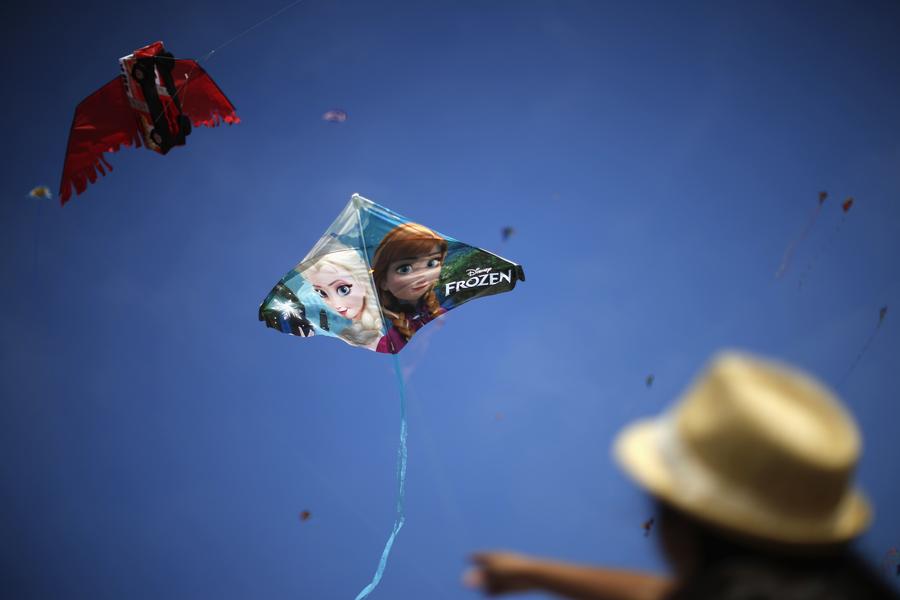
left=59, top=41, right=238, bottom=204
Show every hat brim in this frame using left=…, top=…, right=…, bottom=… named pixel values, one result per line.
left=613, top=418, right=872, bottom=546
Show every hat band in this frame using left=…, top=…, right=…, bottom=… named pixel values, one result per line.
left=654, top=415, right=848, bottom=535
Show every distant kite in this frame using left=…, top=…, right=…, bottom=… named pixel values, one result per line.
left=299, top=510, right=311, bottom=521
left=776, top=191, right=827, bottom=279
left=842, top=197, right=854, bottom=213
left=645, top=374, right=654, bottom=388
left=322, top=109, right=348, bottom=123
left=642, top=518, right=654, bottom=537
left=501, top=226, right=515, bottom=242
left=28, top=186, right=52, bottom=200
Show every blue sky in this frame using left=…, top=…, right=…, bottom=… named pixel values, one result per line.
left=2, top=1, right=899, bottom=598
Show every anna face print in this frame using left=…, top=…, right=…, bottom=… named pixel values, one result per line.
left=381, top=244, right=444, bottom=303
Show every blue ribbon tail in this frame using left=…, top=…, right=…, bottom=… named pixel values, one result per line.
left=354, top=354, right=408, bottom=599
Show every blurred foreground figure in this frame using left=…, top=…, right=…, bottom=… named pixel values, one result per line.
left=466, top=352, right=898, bottom=600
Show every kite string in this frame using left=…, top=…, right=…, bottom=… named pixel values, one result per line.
left=154, top=0, right=304, bottom=124
left=197, top=0, right=305, bottom=63
left=838, top=321, right=882, bottom=389
left=354, top=354, right=408, bottom=600
left=775, top=203, right=821, bottom=279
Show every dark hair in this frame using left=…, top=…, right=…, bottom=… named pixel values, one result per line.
left=658, top=503, right=898, bottom=600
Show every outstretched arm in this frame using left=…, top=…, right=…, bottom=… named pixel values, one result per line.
left=465, top=552, right=673, bottom=600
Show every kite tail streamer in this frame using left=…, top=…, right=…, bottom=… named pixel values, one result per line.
left=354, top=354, right=408, bottom=599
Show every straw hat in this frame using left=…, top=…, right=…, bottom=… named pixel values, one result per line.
left=613, top=351, right=871, bottom=545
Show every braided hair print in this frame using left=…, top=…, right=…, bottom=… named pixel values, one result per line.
left=372, top=223, right=448, bottom=343
left=302, top=247, right=384, bottom=349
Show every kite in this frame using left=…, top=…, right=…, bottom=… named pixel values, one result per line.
left=260, top=193, right=525, bottom=354
left=299, top=510, right=312, bottom=522
left=258, top=193, right=525, bottom=598
left=642, top=518, right=654, bottom=537
left=839, top=306, right=888, bottom=388
left=28, top=186, right=52, bottom=200
left=775, top=191, right=827, bottom=279
left=842, top=197, right=854, bottom=213
left=645, top=374, right=654, bottom=388
left=501, top=226, right=515, bottom=242
left=58, top=41, right=238, bottom=205
left=322, top=109, right=348, bottom=123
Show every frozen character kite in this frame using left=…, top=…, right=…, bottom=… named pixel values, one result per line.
left=301, top=246, right=383, bottom=350
left=58, top=41, right=238, bottom=204
left=372, top=223, right=448, bottom=354
left=259, top=194, right=524, bottom=353
left=258, top=193, right=525, bottom=599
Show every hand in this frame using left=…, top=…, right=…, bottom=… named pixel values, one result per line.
left=464, top=551, right=537, bottom=596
